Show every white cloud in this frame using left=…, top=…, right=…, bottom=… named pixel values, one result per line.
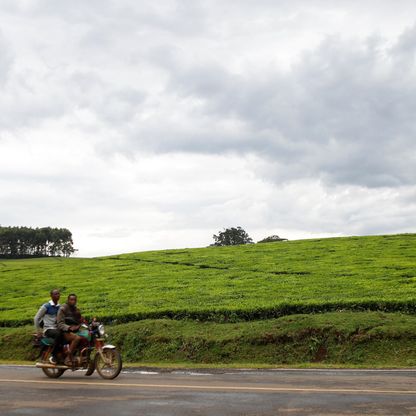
left=0, top=1, right=415, bottom=256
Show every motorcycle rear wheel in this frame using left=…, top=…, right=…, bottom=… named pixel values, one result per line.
left=42, top=367, right=66, bottom=378
left=40, top=349, right=66, bottom=378
left=95, top=349, right=122, bottom=380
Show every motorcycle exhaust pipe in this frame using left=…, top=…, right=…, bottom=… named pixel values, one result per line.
left=36, top=362, right=70, bottom=369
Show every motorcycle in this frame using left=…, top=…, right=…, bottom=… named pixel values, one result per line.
left=34, top=320, right=122, bottom=379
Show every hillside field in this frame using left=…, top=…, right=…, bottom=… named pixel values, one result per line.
left=1, top=233, right=416, bottom=367
left=0, top=234, right=415, bottom=326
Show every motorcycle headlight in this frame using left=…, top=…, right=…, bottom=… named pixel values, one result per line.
left=98, top=324, right=105, bottom=337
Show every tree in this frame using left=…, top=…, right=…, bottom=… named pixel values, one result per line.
left=0, top=226, right=76, bottom=258
left=212, top=226, right=253, bottom=246
left=257, top=235, right=288, bottom=243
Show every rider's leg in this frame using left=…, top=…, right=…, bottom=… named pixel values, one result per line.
left=63, top=332, right=82, bottom=365
left=44, top=329, right=61, bottom=364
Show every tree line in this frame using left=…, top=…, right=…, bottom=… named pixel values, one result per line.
left=212, top=227, right=287, bottom=246
left=0, top=226, right=76, bottom=258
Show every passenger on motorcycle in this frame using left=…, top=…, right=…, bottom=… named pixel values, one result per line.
left=34, top=289, right=62, bottom=365
left=57, top=293, right=85, bottom=367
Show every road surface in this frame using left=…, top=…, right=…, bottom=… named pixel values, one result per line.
left=1, top=365, right=416, bottom=415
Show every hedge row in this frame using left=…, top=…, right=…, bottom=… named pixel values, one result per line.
left=3, top=299, right=416, bottom=327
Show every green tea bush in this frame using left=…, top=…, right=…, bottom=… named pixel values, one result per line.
left=1, top=234, right=416, bottom=326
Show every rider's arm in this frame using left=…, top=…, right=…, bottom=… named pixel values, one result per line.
left=57, top=306, right=70, bottom=332
left=34, top=304, right=46, bottom=334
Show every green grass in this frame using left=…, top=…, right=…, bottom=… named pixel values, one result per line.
left=3, top=312, right=416, bottom=367
left=1, top=233, right=416, bottom=326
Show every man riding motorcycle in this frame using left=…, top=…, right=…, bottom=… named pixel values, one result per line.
left=34, top=289, right=62, bottom=365
left=57, top=293, right=84, bottom=366
left=35, top=292, right=122, bottom=379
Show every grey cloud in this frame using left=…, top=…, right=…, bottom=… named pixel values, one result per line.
left=0, top=30, right=13, bottom=86
left=1, top=0, right=416, bottom=257
left=1, top=1, right=415, bottom=190
left=23, top=0, right=208, bottom=37
left=116, top=31, right=416, bottom=188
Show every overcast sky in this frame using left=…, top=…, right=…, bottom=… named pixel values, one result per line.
left=1, top=1, right=415, bottom=257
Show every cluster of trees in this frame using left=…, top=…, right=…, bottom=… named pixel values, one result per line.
left=0, top=226, right=76, bottom=258
left=212, top=227, right=287, bottom=247
left=257, top=235, right=288, bottom=243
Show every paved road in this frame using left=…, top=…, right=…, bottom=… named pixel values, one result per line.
left=1, top=366, right=416, bottom=415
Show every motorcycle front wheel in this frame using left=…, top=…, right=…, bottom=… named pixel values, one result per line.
left=95, top=349, right=122, bottom=380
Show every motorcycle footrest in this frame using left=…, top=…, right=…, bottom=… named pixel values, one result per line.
left=35, top=362, right=70, bottom=370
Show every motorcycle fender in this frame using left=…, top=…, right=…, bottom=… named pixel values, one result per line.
left=103, top=344, right=116, bottom=350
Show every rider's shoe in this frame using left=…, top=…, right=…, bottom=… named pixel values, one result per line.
left=49, top=355, right=57, bottom=365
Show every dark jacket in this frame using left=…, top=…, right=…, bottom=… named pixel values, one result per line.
left=57, top=303, right=82, bottom=332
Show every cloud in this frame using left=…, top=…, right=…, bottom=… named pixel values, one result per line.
left=0, top=1, right=415, bottom=255
left=0, top=31, right=13, bottom=85
left=116, top=32, right=416, bottom=189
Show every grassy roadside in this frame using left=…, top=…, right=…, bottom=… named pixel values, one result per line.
left=1, top=361, right=413, bottom=370
left=2, top=311, right=416, bottom=368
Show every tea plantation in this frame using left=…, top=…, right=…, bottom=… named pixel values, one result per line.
left=1, top=233, right=416, bottom=367
left=0, top=234, right=416, bottom=326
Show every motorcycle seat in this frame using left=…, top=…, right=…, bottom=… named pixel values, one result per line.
left=40, top=337, right=69, bottom=346
left=40, top=337, right=55, bottom=346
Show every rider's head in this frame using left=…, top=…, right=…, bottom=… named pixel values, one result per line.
left=50, top=289, right=60, bottom=304
left=67, top=293, right=77, bottom=307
